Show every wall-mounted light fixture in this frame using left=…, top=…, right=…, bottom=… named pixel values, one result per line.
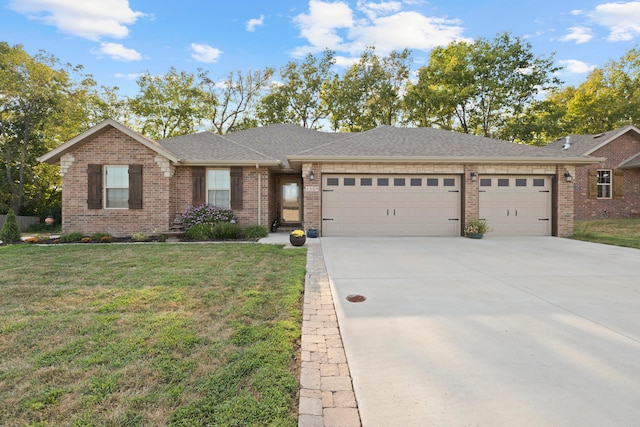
left=309, top=171, right=314, bottom=181
left=564, top=171, right=573, bottom=182
left=470, top=172, right=477, bottom=181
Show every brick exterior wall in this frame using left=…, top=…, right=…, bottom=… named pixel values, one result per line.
left=60, top=128, right=271, bottom=237
left=60, top=128, right=172, bottom=237
left=303, top=163, right=321, bottom=231
left=573, top=133, right=640, bottom=220
left=232, top=166, right=271, bottom=228
left=556, top=165, right=575, bottom=237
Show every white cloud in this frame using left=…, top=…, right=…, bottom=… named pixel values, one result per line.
left=588, top=1, right=640, bottom=41
left=350, top=11, right=468, bottom=53
left=560, top=26, right=594, bottom=44
left=114, top=72, right=143, bottom=80
left=292, top=0, right=355, bottom=55
left=291, top=0, right=468, bottom=58
left=8, top=0, right=145, bottom=41
left=246, top=15, right=264, bottom=32
left=190, top=43, right=222, bottom=63
left=357, top=0, right=402, bottom=20
left=91, top=43, right=142, bottom=61
left=558, top=59, right=597, bottom=74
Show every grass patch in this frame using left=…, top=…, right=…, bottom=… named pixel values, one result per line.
left=572, top=218, right=640, bottom=249
left=0, top=243, right=306, bottom=426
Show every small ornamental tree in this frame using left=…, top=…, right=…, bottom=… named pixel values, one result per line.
left=0, top=209, right=22, bottom=243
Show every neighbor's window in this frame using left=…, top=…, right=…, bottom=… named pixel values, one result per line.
left=105, top=166, right=129, bottom=208
left=597, top=170, right=612, bottom=198
left=207, top=169, right=231, bottom=208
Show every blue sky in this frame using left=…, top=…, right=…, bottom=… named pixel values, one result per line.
left=2, top=0, right=640, bottom=96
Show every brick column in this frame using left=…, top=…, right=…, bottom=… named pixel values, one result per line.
left=557, top=165, right=575, bottom=237
left=302, top=163, right=321, bottom=234
left=464, top=165, right=480, bottom=222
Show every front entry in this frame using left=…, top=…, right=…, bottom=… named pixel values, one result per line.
left=280, top=178, right=302, bottom=225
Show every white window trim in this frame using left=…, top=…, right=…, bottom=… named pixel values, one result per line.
left=206, top=168, right=231, bottom=208
left=597, top=169, right=612, bottom=199
left=104, top=165, right=129, bottom=209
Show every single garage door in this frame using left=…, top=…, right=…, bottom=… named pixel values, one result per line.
left=479, top=175, right=552, bottom=236
left=322, top=174, right=461, bottom=236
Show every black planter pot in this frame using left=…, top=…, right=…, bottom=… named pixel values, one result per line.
left=289, top=235, right=306, bottom=246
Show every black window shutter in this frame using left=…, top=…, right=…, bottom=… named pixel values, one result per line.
left=88, top=164, right=102, bottom=209
left=230, top=167, right=243, bottom=210
left=613, top=169, right=624, bottom=199
left=193, top=167, right=206, bottom=205
left=587, top=169, right=597, bottom=200
left=129, top=164, right=143, bottom=209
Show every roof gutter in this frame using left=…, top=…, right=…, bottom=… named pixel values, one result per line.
left=287, top=155, right=604, bottom=166
left=178, top=160, right=281, bottom=167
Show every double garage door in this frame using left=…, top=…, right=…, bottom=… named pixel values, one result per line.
left=321, top=174, right=552, bottom=237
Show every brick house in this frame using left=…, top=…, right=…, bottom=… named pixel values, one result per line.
left=38, top=119, right=598, bottom=237
left=546, top=125, right=640, bottom=220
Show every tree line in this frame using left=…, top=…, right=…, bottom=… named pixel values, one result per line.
left=3, top=32, right=640, bottom=215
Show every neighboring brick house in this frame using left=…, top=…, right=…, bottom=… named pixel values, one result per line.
left=38, top=119, right=598, bottom=238
left=546, top=125, right=640, bottom=220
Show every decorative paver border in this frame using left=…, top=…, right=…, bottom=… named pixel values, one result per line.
left=298, top=241, right=361, bottom=427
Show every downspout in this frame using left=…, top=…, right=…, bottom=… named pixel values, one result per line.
left=256, top=164, right=261, bottom=226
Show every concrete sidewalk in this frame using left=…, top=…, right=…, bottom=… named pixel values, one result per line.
left=321, top=236, right=640, bottom=427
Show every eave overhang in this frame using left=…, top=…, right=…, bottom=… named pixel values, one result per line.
left=287, top=155, right=604, bottom=167
left=37, top=119, right=180, bottom=165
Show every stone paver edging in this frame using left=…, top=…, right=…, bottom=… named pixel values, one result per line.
left=298, top=241, right=361, bottom=427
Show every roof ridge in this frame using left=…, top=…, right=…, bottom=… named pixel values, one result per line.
left=216, top=131, right=280, bottom=162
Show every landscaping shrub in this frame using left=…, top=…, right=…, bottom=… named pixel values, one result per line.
left=243, top=225, right=269, bottom=239
left=132, top=231, right=149, bottom=242
left=212, top=222, right=242, bottom=240
left=91, top=232, right=112, bottom=241
left=58, top=232, right=85, bottom=243
left=0, top=209, right=21, bottom=243
left=184, top=224, right=215, bottom=240
left=181, top=204, right=236, bottom=229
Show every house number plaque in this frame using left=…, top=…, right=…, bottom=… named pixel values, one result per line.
left=305, top=186, right=319, bottom=192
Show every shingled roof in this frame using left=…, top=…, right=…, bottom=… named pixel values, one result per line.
left=545, top=125, right=640, bottom=169
left=546, top=125, right=640, bottom=155
left=223, top=124, right=345, bottom=168
left=39, top=119, right=600, bottom=168
left=288, top=126, right=597, bottom=165
left=159, top=131, right=278, bottom=166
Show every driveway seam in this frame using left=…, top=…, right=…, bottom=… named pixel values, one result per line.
left=298, top=239, right=362, bottom=427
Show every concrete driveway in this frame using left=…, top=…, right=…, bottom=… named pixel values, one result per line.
left=321, top=237, right=640, bottom=427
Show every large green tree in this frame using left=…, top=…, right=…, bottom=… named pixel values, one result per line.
left=405, top=32, right=561, bottom=138
left=0, top=43, right=102, bottom=215
left=128, top=67, right=207, bottom=139
left=325, top=47, right=411, bottom=132
left=257, top=50, right=335, bottom=129
left=200, top=68, right=273, bottom=134
left=560, top=48, right=640, bottom=134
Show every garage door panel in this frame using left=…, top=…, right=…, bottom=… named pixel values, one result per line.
left=322, top=174, right=461, bottom=237
left=479, top=175, right=552, bottom=236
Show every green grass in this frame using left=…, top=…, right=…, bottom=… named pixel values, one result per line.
left=0, top=243, right=306, bottom=426
left=571, top=218, right=640, bottom=249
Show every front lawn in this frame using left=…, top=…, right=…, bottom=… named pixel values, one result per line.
left=572, top=218, right=640, bottom=249
left=0, top=243, right=306, bottom=426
